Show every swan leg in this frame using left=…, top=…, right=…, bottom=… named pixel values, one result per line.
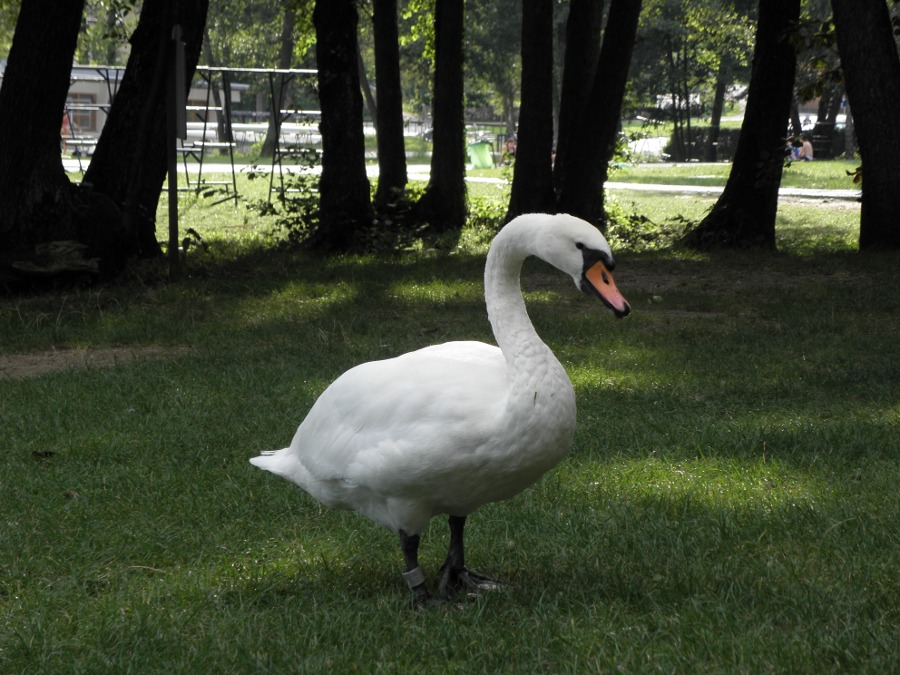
left=399, top=529, right=434, bottom=607
left=438, top=515, right=506, bottom=597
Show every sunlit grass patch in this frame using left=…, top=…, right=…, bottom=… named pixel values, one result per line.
left=388, top=278, right=483, bottom=304
left=776, top=200, right=860, bottom=252
left=613, top=159, right=861, bottom=192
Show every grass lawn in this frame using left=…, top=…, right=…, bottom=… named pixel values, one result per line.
left=609, top=159, right=862, bottom=192
left=1, top=175, right=896, bottom=672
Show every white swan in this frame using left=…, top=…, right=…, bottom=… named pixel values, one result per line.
left=250, top=213, right=630, bottom=604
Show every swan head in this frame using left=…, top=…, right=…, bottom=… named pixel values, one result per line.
left=520, top=213, right=631, bottom=318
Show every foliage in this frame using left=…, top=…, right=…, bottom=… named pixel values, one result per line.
left=792, top=1, right=841, bottom=104
left=74, top=0, right=140, bottom=65
left=244, top=157, right=433, bottom=254
left=0, top=1, right=137, bottom=63
left=630, top=0, right=755, bottom=161
left=0, top=0, right=18, bottom=56
left=610, top=130, right=652, bottom=169
left=466, top=191, right=508, bottom=233
left=604, top=196, right=684, bottom=252
left=242, top=152, right=322, bottom=248
left=631, top=0, right=755, bottom=111
left=205, top=0, right=315, bottom=67
left=265, top=173, right=321, bottom=245
left=262, top=177, right=507, bottom=255
left=397, top=0, right=436, bottom=113
left=464, top=0, right=521, bottom=128
left=203, top=0, right=317, bottom=117
left=361, top=183, right=428, bottom=253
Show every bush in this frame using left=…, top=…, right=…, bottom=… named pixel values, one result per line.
left=467, top=194, right=507, bottom=233
left=604, top=195, right=684, bottom=252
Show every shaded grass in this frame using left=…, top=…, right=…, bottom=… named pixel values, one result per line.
left=1, top=191, right=896, bottom=671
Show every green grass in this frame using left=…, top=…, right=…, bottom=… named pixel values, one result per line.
left=145, top=162, right=859, bottom=254
left=610, top=159, right=861, bottom=191
left=1, top=181, right=896, bottom=672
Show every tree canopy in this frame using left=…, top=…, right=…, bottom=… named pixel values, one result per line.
left=0, top=0, right=898, bottom=280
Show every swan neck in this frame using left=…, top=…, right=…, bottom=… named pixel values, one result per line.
left=484, top=231, right=545, bottom=363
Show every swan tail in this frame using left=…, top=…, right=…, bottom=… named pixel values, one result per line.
left=249, top=447, right=297, bottom=479
left=250, top=447, right=335, bottom=507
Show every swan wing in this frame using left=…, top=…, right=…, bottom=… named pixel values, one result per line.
left=290, top=341, right=508, bottom=495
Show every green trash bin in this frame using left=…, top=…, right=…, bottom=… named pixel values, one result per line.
left=467, top=141, right=494, bottom=169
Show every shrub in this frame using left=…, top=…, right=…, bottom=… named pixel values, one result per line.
left=604, top=195, right=684, bottom=252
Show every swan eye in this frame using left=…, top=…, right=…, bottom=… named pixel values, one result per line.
left=575, top=242, right=585, bottom=250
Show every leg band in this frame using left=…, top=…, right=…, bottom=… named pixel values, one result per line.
left=402, top=566, right=426, bottom=589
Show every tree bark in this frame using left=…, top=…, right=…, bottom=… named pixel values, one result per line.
left=372, top=0, right=409, bottom=210
left=831, top=0, right=900, bottom=250
left=357, top=45, right=378, bottom=127
left=414, top=0, right=467, bottom=234
left=553, top=0, right=604, bottom=199
left=556, top=0, right=643, bottom=228
left=704, top=63, right=728, bottom=162
left=83, top=0, right=209, bottom=258
left=506, top=0, right=557, bottom=221
left=682, top=0, right=800, bottom=250
left=311, top=0, right=373, bottom=251
left=0, top=0, right=86, bottom=258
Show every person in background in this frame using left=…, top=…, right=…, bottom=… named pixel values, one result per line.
left=797, top=133, right=814, bottom=161
left=60, top=109, right=70, bottom=153
left=501, top=137, right=517, bottom=166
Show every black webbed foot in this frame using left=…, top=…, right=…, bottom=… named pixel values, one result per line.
left=403, top=565, right=441, bottom=608
left=411, top=586, right=442, bottom=608
left=436, top=514, right=507, bottom=598
left=438, top=564, right=506, bottom=598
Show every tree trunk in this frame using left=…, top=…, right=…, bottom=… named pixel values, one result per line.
left=682, top=0, right=800, bottom=250
left=261, top=4, right=297, bottom=157
left=0, top=0, right=87, bottom=258
left=817, top=84, right=842, bottom=124
left=789, top=102, right=802, bottom=137
left=311, top=0, right=373, bottom=251
left=83, top=0, right=208, bottom=258
left=372, top=0, right=409, bottom=210
left=831, top=0, right=900, bottom=250
left=506, top=0, right=557, bottom=221
left=201, top=28, right=228, bottom=146
left=665, top=40, right=685, bottom=161
left=553, top=0, right=604, bottom=199
left=704, top=63, right=728, bottom=162
left=556, top=0, right=642, bottom=228
left=414, top=0, right=467, bottom=234
left=357, top=45, right=377, bottom=125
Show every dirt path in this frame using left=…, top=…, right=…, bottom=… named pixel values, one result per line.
left=0, top=346, right=193, bottom=380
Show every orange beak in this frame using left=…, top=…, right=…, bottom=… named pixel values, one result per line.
left=583, top=260, right=631, bottom=318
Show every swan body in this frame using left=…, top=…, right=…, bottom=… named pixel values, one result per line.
left=250, top=213, right=630, bottom=603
